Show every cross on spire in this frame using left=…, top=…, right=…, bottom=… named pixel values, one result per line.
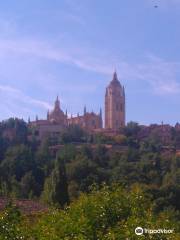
left=113, top=71, right=118, bottom=82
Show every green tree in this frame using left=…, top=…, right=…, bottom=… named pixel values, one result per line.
left=41, top=156, right=69, bottom=207
left=20, top=171, right=36, bottom=198
left=60, top=124, right=87, bottom=143
left=0, top=203, right=26, bottom=240
left=123, top=121, right=141, bottom=137
left=0, top=145, right=33, bottom=181
left=32, top=185, right=180, bottom=240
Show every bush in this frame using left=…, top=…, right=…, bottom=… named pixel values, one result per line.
left=0, top=202, right=26, bottom=240
left=29, top=185, right=180, bottom=240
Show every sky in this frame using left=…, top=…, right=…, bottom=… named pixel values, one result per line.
left=0, top=0, right=180, bottom=125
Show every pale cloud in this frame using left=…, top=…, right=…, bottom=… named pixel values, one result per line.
left=154, top=81, right=180, bottom=94
left=0, top=84, right=52, bottom=109
left=114, top=54, right=180, bottom=95
left=63, top=12, right=85, bottom=26
left=0, top=38, right=114, bottom=75
left=0, top=36, right=179, bottom=97
left=0, top=18, right=17, bottom=36
left=0, top=84, right=52, bottom=120
left=65, top=0, right=85, bottom=12
left=136, top=55, right=180, bottom=95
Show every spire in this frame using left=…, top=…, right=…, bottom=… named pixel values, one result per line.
left=66, top=109, right=68, bottom=117
left=112, top=71, right=118, bottom=82
left=36, top=115, right=38, bottom=121
left=56, top=95, right=59, bottom=103
left=84, top=105, right=86, bottom=115
left=99, top=108, right=102, bottom=117
left=47, top=110, right=49, bottom=120
left=123, top=86, right=125, bottom=96
left=55, top=95, right=60, bottom=110
left=99, top=108, right=103, bottom=128
left=28, top=117, right=30, bottom=124
left=109, top=71, right=121, bottom=88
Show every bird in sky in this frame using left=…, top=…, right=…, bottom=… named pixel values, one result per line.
left=154, top=0, right=159, bottom=8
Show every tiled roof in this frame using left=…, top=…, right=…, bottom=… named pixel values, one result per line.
left=0, top=197, right=48, bottom=214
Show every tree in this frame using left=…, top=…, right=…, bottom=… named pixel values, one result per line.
left=60, top=124, right=87, bottom=143
left=123, top=121, right=141, bottom=137
left=20, top=171, right=36, bottom=198
left=0, top=145, right=33, bottom=181
left=0, top=203, right=26, bottom=240
left=41, top=156, right=69, bottom=207
left=33, top=185, right=180, bottom=240
left=113, top=134, right=127, bottom=145
left=1, top=118, right=28, bottom=144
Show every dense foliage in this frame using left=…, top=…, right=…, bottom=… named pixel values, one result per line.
left=0, top=185, right=180, bottom=239
left=0, top=118, right=180, bottom=238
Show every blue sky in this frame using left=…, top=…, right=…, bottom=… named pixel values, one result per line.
left=0, top=0, right=180, bottom=125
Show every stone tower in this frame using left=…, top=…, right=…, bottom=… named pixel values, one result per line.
left=105, top=72, right=125, bottom=130
left=48, top=96, right=67, bottom=125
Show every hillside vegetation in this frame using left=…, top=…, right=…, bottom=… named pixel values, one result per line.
left=0, top=118, right=180, bottom=239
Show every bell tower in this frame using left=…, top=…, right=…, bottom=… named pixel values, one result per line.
left=54, top=96, right=60, bottom=111
left=105, top=72, right=125, bottom=130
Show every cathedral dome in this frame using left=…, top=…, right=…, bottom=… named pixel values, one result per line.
left=109, top=72, right=122, bottom=88
left=48, top=96, right=67, bottom=125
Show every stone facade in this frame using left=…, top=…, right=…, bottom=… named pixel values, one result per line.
left=137, top=123, right=172, bottom=145
left=29, top=119, right=65, bottom=140
left=105, top=72, right=125, bottom=130
left=29, top=97, right=102, bottom=140
left=67, top=107, right=102, bottom=131
left=47, top=96, right=67, bottom=126
left=29, top=96, right=67, bottom=140
left=29, top=71, right=125, bottom=140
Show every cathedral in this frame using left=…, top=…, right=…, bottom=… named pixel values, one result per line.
left=29, top=72, right=125, bottom=140
left=105, top=72, right=125, bottom=130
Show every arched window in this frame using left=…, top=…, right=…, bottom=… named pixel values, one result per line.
left=116, top=104, right=119, bottom=111
left=120, top=104, right=123, bottom=112
left=92, top=119, right=95, bottom=126
left=116, top=120, right=119, bottom=126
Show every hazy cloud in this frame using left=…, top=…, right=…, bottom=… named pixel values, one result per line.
left=0, top=38, right=112, bottom=75
left=0, top=84, right=52, bottom=120
left=111, top=57, right=180, bottom=96
left=0, top=37, right=179, bottom=96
